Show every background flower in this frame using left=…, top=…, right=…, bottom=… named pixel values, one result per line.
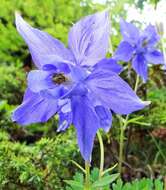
left=114, top=19, right=164, bottom=82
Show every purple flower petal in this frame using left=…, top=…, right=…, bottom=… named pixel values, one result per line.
left=59, top=99, right=72, bottom=113
left=120, top=19, right=140, bottom=44
left=93, top=58, right=123, bottom=74
left=15, top=13, right=73, bottom=68
left=41, top=55, right=72, bottom=73
left=145, top=50, right=164, bottom=64
left=27, top=70, right=54, bottom=92
left=57, top=111, right=72, bottom=132
left=95, top=106, right=112, bottom=132
left=27, top=70, right=69, bottom=99
left=68, top=10, right=110, bottom=67
left=86, top=69, right=149, bottom=115
left=12, top=89, right=58, bottom=125
left=132, top=54, right=148, bottom=82
left=142, top=25, right=160, bottom=46
left=40, top=87, right=67, bottom=100
left=114, top=41, right=134, bottom=62
left=71, top=96, right=100, bottom=161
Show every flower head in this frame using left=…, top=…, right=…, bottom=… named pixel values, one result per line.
left=12, top=11, right=148, bottom=161
left=114, top=19, right=164, bottom=82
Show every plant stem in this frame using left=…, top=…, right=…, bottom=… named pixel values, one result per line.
left=118, top=75, right=140, bottom=174
left=134, top=75, right=140, bottom=92
left=84, top=162, right=90, bottom=190
left=97, top=131, right=104, bottom=179
left=118, top=115, right=129, bottom=174
left=70, top=160, right=86, bottom=173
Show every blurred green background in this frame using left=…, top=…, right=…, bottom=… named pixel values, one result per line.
left=0, top=0, right=166, bottom=189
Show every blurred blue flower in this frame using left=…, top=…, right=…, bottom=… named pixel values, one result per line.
left=114, top=19, right=164, bottom=82
left=12, top=11, right=148, bottom=161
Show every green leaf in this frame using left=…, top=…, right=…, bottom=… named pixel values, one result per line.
left=64, top=180, right=84, bottom=189
left=92, top=173, right=119, bottom=188
left=90, top=168, right=99, bottom=182
left=73, top=172, right=84, bottom=184
left=154, top=179, right=163, bottom=190
left=112, top=179, right=123, bottom=190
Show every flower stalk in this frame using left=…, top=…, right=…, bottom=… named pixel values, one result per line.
left=134, top=75, right=140, bottom=92
left=118, top=115, right=129, bottom=173
left=118, top=75, right=140, bottom=174
left=84, top=162, right=91, bottom=190
left=97, top=131, right=104, bottom=179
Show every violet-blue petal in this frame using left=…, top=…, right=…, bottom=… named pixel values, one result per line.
left=114, top=41, right=134, bottom=62
left=68, top=10, right=110, bottom=67
left=145, top=50, right=164, bottom=64
left=22, top=88, right=34, bottom=101
left=57, top=111, right=72, bottom=132
left=70, top=65, right=88, bottom=82
left=28, top=70, right=69, bottom=99
left=41, top=55, right=71, bottom=73
left=40, top=86, right=68, bottom=100
left=93, top=58, right=123, bottom=74
left=86, top=69, right=149, bottom=115
left=71, top=96, right=100, bottom=161
left=27, top=70, right=54, bottom=93
left=132, top=54, right=148, bottom=82
left=95, top=106, right=112, bottom=132
left=120, top=19, right=140, bottom=44
left=12, top=89, right=58, bottom=125
left=64, top=83, right=88, bottom=98
left=15, top=13, right=73, bottom=68
left=142, top=25, right=160, bottom=46
left=59, top=99, right=72, bottom=113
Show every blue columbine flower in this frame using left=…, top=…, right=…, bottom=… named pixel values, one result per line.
left=12, top=11, right=149, bottom=161
left=114, top=19, right=164, bottom=82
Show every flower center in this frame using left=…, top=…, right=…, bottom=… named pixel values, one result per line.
left=142, top=39, right=148, bottom=47
left=52, top=73, right=68, bottom=85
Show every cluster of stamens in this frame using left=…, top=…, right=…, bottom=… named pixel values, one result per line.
left=52, top=73, right=68, bottom=85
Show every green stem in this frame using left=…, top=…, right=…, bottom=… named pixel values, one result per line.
left=97, top=131, right=104, bottom=179
left=118, top=75, right=140, bottom=174
left=70, top=160, right=86, bottom=173
left=84, top=162, right=90, bottom=190
left=102, top=163, right=118, bottom=175
left=134, top=75, right=139, bottom=92
left=118, top=115, right=129, bottom=173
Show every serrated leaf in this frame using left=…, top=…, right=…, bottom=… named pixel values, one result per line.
left=64, top=180, right=84, bottom=189
left=91, top=167, right=99, bottom=182
left=73, top=172, right=84, bottom=183
left=112, top=179, right=123, bottom=190
left=92, top=173, right=119, bottom=188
